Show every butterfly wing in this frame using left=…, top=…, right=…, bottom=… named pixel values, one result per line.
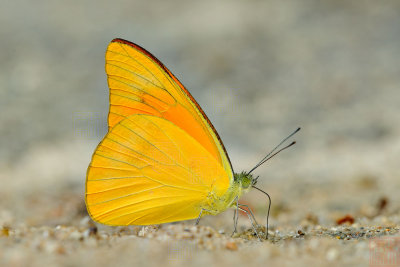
left=105, top=39, right=233, bottom=176
left=86, top=114, right=230, bottom=225
left=86, top=39, right=235, bottom=225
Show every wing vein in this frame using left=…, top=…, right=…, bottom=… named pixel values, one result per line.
left=88, top=185, right=165, bottom=200
left=107, top=62, right=165, bottom=91
left=108, top=75, right=175, bottom=106
left=98, top=195, right=196, bottom=222
left=113, top=44, right=172, bottom=92
left=88, top=184, right=164, bottom=195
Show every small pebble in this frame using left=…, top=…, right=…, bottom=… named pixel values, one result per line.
left=138, top=227, right=146, bottom=237
left=225, top=241, right=238, bottom=251
left=70, top=230, right=83, bottom=241
left=1, top=226, right=10, bottom=236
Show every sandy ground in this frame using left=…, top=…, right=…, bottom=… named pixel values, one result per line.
left=1, top=0, right=400, bottom=266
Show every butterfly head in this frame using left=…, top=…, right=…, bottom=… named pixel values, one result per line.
left=234, top=171, right=258, bottom=191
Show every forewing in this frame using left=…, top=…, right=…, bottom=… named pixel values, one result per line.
left=106, top=39, right=233, bottom=177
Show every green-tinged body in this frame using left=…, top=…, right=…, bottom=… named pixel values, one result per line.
left=201, top=172, right=257, bottom=216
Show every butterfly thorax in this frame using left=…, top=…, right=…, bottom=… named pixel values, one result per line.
left=201, top=171, right=256, bottom=215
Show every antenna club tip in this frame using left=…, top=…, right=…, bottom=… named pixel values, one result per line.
left=287, top=141, right=296, bottom=147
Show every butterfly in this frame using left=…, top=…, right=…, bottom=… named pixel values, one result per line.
left=85, top=38, right=299, bottom=239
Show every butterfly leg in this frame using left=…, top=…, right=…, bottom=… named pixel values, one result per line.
left=238, top=204, right=259, bottom=226
left=195, top=209, right=203, bottom=225
left=238, top=206, right=262, bottom=241
left=195, top=208, right=213, bottom=225
left=231, top=196, right=239, bottom=237
left=239, top=203, right=269, bottom=240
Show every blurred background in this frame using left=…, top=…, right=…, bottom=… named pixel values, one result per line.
left=1, top=0, right=399, bottom=234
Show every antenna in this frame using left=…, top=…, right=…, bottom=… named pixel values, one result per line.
left=247, top=127, right=300, bottom=175
left=246, top=127, right=300, bottom=239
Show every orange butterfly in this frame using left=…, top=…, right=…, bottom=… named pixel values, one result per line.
left=85, top=38, right=298, bottom=239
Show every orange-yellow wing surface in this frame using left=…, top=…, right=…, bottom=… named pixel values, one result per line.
left=86, top=114, right=230, bottom=225
left=105, top=39, right=232, bottom=175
